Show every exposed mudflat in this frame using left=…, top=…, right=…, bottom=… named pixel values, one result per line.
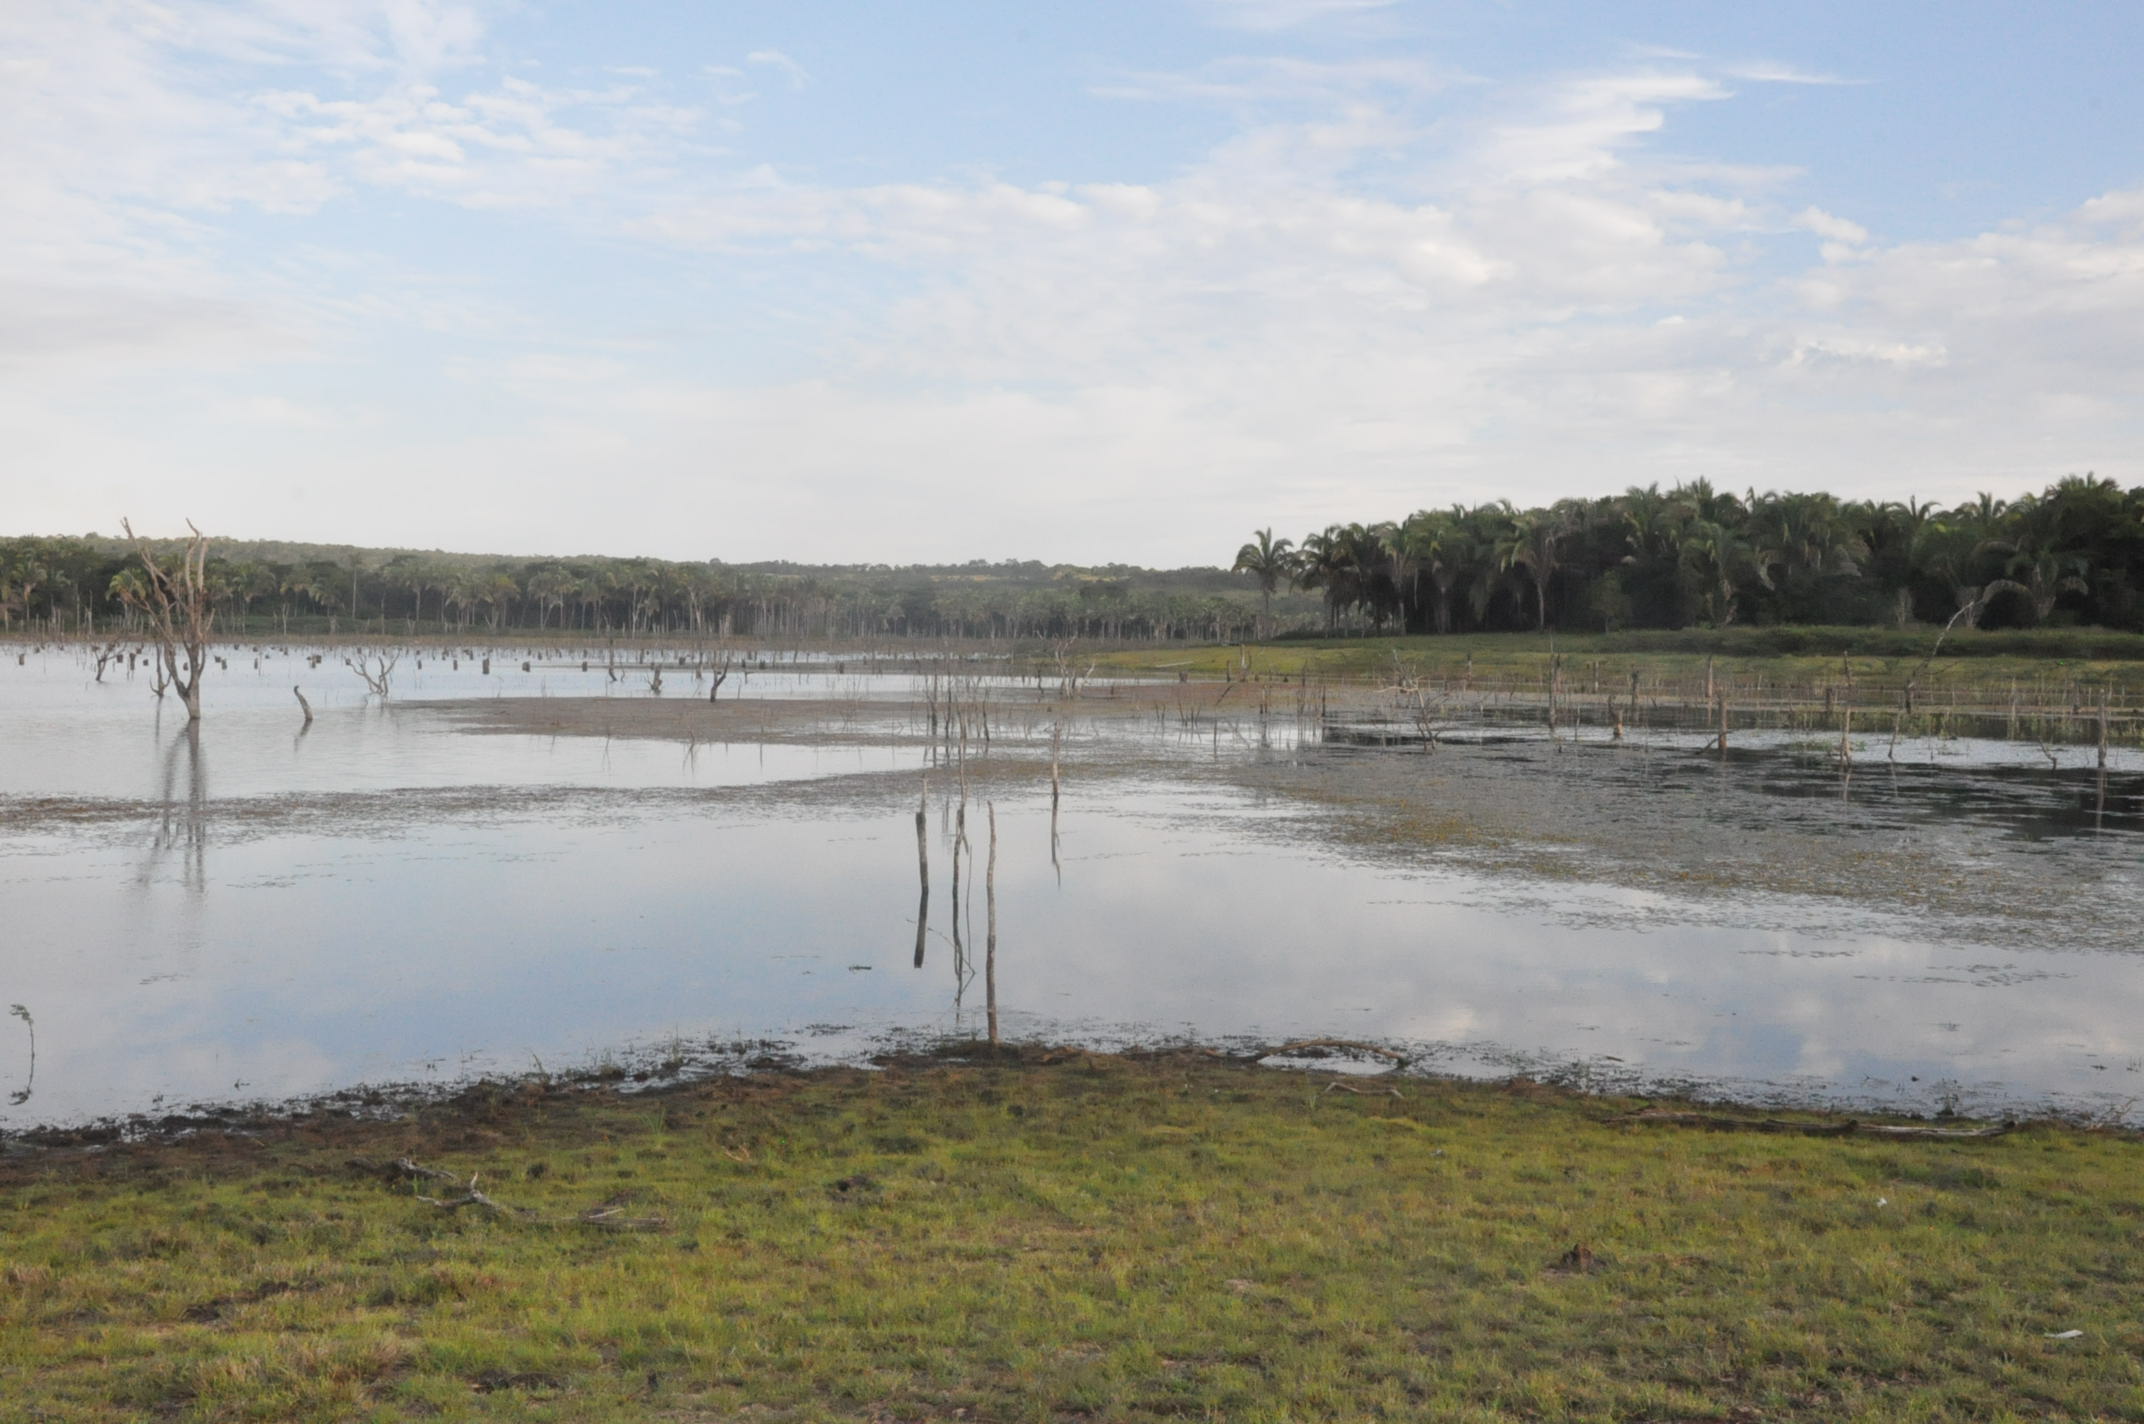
left=1213, top=739, right=2142, bottom=953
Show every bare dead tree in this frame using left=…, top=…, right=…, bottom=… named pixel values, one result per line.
left=352, top=651, right=399, bottom=699
left=117, top=519, right=214, bottom=721
left=1051, top=638, right=1094, bottom=700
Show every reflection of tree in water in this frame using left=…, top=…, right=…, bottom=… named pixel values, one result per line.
left=910, top=790, right=1004, bottom=1041
left=7, top=1004, right=32, bottom=1107
left=144, top=724, right=209, bottom=892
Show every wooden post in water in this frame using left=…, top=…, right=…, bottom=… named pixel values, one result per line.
left=2100, top=689, right=2111, bottom=771
left=949, top=807, right=964, bottom=981
left=1716, top=685, right=1729, bottom=755
left=913, top=778, right=930, bottom=969
left=985, top=802, right=999, bottom=1048
left=292, top=686, right=313, bottom=726
left=1049, top=722, right=1064, bottom=882
left=1838, top=655, right=1854, bottom=767
left=1547, top=653, right=1562, bottom=741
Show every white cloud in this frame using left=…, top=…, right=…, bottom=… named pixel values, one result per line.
left=745, top=49, right=810, bottom=90
left=1795, top=205, right=1869, bottom=246
left=1473, top=72, right=1731, bottom=186
left=1093, top=55, right=1452, bottom=104
left=1722, top=61, right=1855, bottom=86
left=600, top=78, right=2144, bottom=555
left=2, top=8, right=2138, bottom=562
left=1193, top=0, right=1402, bottom=32
left=259, top=77, right=706, bottom=208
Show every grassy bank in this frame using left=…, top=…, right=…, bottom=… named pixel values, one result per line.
left=4, top=1053, right=2140, bottom=1422
left=1096, top=626, right=2144, bottom=682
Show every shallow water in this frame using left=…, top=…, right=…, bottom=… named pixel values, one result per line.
left=2, top=646, right=2140, bottom=1130
left=0, top=647, right=965, bottom=798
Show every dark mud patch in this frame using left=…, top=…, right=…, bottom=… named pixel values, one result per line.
left=1205, top=736, right=2144, bottom=953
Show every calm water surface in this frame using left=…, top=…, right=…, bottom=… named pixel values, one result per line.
left=2, top=645, right=2139, bottom=1129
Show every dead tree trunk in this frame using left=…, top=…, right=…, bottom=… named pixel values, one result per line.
left=119, top=519, right=214, bottom=722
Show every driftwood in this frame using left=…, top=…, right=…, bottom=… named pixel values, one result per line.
left=1618, top=1110, right=2012, bottom=1140
left=416, top=1177, right=519, bottom=1216
left=345, top=1156, right=667, bottom=1229
left=347, top=1155, right=459, bottom=1184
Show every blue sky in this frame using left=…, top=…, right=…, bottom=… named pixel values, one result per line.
left=5, top=0, right=2141, bottom=564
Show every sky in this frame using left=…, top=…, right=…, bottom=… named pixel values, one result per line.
left=4, top=0, right=2142, bottom=567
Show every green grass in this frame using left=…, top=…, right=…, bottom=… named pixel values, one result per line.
left=4, top=1055, right=2141, bottom=1422
left=1095, top=627, right=2144, bottom=693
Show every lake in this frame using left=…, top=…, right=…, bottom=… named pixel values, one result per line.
left=2, top=641, right=2140, bottom=1132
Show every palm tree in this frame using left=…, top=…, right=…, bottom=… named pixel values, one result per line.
left=1232, top=529, right=1295, bottom=638
left=1851, top=498, right=1933, bottom=626
left=1453, top=504, right=1515, bottom=632
left=1398, top=509, right=1460, bottom=634
left=1292, top=528, right=1353, bottom=632
left=525, top=567, right=576, bottom=629
left=1372, top=521, right=1416, bottom=630
left=1983, top=548, right=2088, bottom=625
left=1979, top=495, right=2088, bottom=626
left=1494, top=504, right=1572, bottom=631
left=1678, top=520, right=1768, bottom=626
left=477, top=571, right=520, bottom=630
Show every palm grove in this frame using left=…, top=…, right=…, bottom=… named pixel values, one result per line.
left=1235, top=476, right=2144, bottom=638
left=4, top=475, right=2141, bottom=644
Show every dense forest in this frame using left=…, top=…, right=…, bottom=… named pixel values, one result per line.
left=1237, top=475, right=2144, bottom=637
left=3, top=475, right=2139, bottom=643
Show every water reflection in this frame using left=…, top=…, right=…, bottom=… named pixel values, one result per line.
left=912, top=789, right=930, bottom=969
left=145, top=725, right=209, bottom=892
left=3, top=773, right=2138, bottom=1132
left=6, top=1004, right=32, bottom=1106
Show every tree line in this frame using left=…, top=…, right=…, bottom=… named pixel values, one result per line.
left=1233, top=476, right=2144, bottom=637
left=6, top=475, right=2137, bottom=646
left=0, top=542, right=1289, bottom=643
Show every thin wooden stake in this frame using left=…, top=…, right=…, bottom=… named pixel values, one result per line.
left=985, top=802, right=999, bottom=1048
left=914, top=777, right=930, bottom=969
